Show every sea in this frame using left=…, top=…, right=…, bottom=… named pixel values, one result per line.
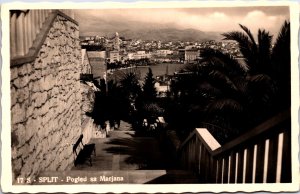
left=107, top=63, right=185, bottom=82
left=104, top=58, right=246, bottom=83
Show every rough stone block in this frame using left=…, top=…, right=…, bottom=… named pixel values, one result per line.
left=17, top=63, right=29, bottom=77
left=10, top=86, right=17, bottom=106
left=12, top=158, right=23, bottom=175
left=18, top=143, right=29, bottom=161
left=21, top=160, right=33, bottom=178
left=11, top=68, right=19, bottom=80
left=33, top=58, right=42, bottom=70
left=25, top=117, right=38, bottom=142
left=11, top=103, right=26, bottom=124
left=35, top=91, right=47, bottom=108
left=39, top=104, right=50, bottom=117
left=14, top=124, right=26, bottom=147
left=28, top=136, right=37, bottom=153
left=26, top=104, right=34, bottom=118
left=41, top=74, right=54, bottom=91
left=16, top=89, right=29, bottom=104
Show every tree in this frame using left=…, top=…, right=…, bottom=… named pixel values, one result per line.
left=168, top=21, right=290, bottom=142
left=142, top=68, right=157, bottom=101
left=119, top=70, right=142, bottom=120
left=222, top=24, right=273, bottom=76
left=222, top=21, right=290, bottom=113
left=270, top=21, right=291, bottom=110
left=120, top=70, right=141, bottom=100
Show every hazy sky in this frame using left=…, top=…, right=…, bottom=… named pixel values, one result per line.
left=75, top=6, right=289, bottom=36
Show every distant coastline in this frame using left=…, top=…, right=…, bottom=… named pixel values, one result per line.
left=108, top=62, right=184, bottom=81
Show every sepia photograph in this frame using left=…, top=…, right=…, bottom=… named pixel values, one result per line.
left=1, top=1, right=299, bottom=193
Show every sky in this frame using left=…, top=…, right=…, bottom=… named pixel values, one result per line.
left=74, top=6, right=289, bottom=37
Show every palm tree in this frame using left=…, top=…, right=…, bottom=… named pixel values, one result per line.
left=169, top=21, right=290, bottom=142
left=208, top=21, right=289, bottom=131
left=119, top=69, right=141, bottom=100
left=119, top=70, right=142, bottom=120
left=222, top=24, right=273, bottom=75
left=193, top=48, right=249, bottom=135
left=223, top=21, right=290, bottom=112
left=270, top=21, right=291, bottom=110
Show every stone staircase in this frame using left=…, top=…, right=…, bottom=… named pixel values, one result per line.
left=36, top=121, right=199, bottom=184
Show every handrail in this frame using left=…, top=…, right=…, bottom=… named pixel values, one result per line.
left=10, top=9, right=77, bottom=67
left=179, top=109, right=291, bottom=183
left=212, top=109, right=290, bottom=156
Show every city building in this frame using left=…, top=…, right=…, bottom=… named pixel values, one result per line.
left=185, top=49, right=200, bottom=63
left=109, top=50, right=120, bottom=62
left=155, top=49, right=173, bottom=57
left=87, top=51, right=106, bottom=81
left=127, top=51, right=151, bottom=60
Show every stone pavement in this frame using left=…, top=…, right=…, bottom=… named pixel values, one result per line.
left=72, top=120, right=177, bottom=171
left=37, top=120, right=199, bottom=184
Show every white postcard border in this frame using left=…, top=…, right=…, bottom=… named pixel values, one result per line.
left=1, top=1, right=299, bottom=193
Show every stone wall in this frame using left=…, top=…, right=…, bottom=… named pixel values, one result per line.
left=81, top=82, right=95, bottom=123
left=11, top=14, right=81, bottom=180
left=81, top=80, right=107, bottom=141
left=81, top=49, right=92, bottom=74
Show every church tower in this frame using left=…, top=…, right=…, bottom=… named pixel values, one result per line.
left=113, top=32, right=120, bottom=51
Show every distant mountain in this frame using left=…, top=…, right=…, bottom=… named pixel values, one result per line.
left=79, top=18, right=222, bottom=42
left=116, top=28, right=223, bottom=42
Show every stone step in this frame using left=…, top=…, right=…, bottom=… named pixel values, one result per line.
left=107, top=130, right=135, bottom=138
left=35, top=170, right=199, bottom=184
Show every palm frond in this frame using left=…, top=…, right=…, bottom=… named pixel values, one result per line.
left=273, top=20, right=290, bottom=52
left=222, top=31, right=256, bottom=67
left=180, top=63, right=201, bottom=73
left=256, top=29, right=273, bottom=74
left=231, top=76, right=248, bottom=94
left=208, top=70, right=239, bottom=92
left=239, top=24, right=256, bottom=46
left=247, top=74, right=277, bottom=105
left=201, top=48, right=247, bottom=76
left=271, top=20, right=290, bottom=87
left=205, top=98, right=244, bottom=113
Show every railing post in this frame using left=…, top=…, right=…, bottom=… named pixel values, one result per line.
left=27, top=11, right=33, bottom=51
left=33, top=10, right=39, bottom=34
left=42, top=9, right=45, bottom=22
left=30, top=10, right=36, bottom=47
left=10, top=11, right=17, bottom=58
left=39, top=10, right=43, bottom=29
left=229, top=151, right=236, bottom=183
left=216, top=158, right=223, bottom=183
left=210, top=156, right=218, bottom=183
left=70, top=10, right=75, bottom=19
left=276, top=133, right=284, bottom=182
left=16, top=11, right=25, bottom=56
left=252, top=144, right=258, bottom=183
left=267, top=133, right=279, bottom=183
left=223, top=155, right=229, bottom=183
left=245, top=146, right=254, bottom=183
left=236, top=149, right=244, bottom=183
left=24, top=11, right=29, bottom=54
left=255, top=139, right=266, bottom=183
left=280, top=129, right=291, bottom=182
